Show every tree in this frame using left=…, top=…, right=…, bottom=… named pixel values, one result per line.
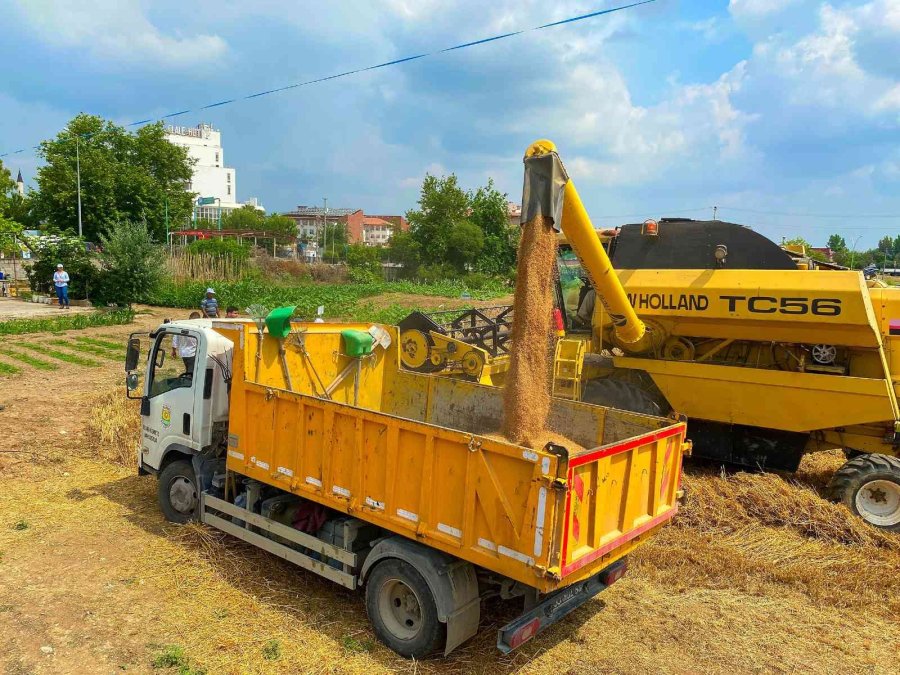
left=221, top=204, right=264, bottom=230
left=386, top=230, right=421, bottom=277
left=95, top=221, right=165, bottom=305
left=32, top=115, right=194, bottom=242
left=784, top=236, right=827, bottom=263
left=405, top=174, right=470, bottom=261
left=266, top=213, right=297, bottom=236
left=469, top=178, right=516, bottom=275
left=346, top=244, right=382, bottom=283
left=827, top=234, right=847, bottom=252
left=0, top=160, right=15, bottom=216
left=0, top=216, right=22, bottom=257
left=320, top=222, right=347, bottom=262
left=445, top=220, right=484, bottom=272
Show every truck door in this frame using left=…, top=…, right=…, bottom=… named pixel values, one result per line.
left=143, top=329, right=202, bottom=461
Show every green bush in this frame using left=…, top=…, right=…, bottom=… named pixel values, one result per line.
left=186, top=238, right=251, bottom=260
left=94, top=221, right=165, bottom=306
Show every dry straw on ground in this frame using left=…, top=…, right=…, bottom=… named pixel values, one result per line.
left=88, top=388, right=142, bottom=467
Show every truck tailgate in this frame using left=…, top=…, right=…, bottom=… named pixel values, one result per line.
left=559, top=424, right=685, bottom=580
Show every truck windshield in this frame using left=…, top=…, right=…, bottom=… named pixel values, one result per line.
left=557, top=245, right=591, bottom=329
left=148, top=333, right=198, bottom=398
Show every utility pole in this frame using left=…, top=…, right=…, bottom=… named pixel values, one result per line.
left=850, top=235, right=862, bottom=270
left=323, top=197, right=328, bottom=263
left=76, top=137, right=83, bottom=238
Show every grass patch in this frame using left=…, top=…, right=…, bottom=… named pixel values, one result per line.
left=18, top=343, right=102, bottom=367
left=47, top=339, right=121, bottom=360
left=151, top=644, right=186, bottom=669
left=0, top=360, right=20, bottom=376
left=0, top=348, right=58, bottom=370
left=340, top=635, right=374, bottom=653
left=74, top=336, right=125, bottom=351
left=0, top=308, right=134, bottom=336
left=12, top=520, right=28, bottom=531
left=262, top=639, right=282, bottom=661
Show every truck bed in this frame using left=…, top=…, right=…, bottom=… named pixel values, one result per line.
left=215, top=321, right=687, bottom=592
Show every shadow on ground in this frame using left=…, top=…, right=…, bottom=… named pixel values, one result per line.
left=91, top=473, right=593, bottom=671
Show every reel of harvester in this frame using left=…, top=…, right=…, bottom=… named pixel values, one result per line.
left=398, top=307, right=512, bottom=382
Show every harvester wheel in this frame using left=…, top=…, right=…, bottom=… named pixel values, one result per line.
left=158, top=459, right=199, bottom=524
left=366, top=558, right=445, bottom=659
left=827, top=453, right=900, bottom=531
left=581, top=379, right=661, bottom=416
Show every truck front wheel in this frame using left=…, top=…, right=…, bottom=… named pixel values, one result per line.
left=365, top=559, right=445, bottom=659
left=157, top=459, right=199, bottom=524
left=827, top=453, right=900, bottom=531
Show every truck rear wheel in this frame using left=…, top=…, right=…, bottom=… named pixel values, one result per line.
left=158, top=459, right=199, bottom=524
left=827, top=453, right=900, bottom=531
left=365, top=558, right=445, bottom=658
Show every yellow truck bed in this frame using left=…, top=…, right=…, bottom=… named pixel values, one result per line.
left=216, top=321, right=687, bottom=593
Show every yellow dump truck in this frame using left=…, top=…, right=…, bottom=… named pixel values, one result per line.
left=125, top=314, right=687, bottom=657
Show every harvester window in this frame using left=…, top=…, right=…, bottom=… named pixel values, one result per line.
left=557, top=246, right=591, bottom=329
left=148, top=333, right=197, bottom=398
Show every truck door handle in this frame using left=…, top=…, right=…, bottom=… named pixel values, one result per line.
left=183, top=413, right=191, bottom=435
left=140, top=396, right=150, bottom=417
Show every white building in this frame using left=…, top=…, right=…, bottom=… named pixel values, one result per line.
left=164, top=123, right=263, bottom=223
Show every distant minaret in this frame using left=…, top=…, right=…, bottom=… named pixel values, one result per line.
left=15, top=170, right=24, bottom=196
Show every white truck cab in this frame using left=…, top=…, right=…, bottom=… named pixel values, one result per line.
left=126, top=319, right=235, bottom=521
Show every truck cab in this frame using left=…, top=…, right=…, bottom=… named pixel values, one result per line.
left=127, top=319, right=234, bottom=521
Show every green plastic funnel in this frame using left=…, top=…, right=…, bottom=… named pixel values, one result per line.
left=265, top=306, right=296, bottom=338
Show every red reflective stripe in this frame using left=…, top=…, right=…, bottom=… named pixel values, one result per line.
left=569, top=423, right=684, bottom=469
left=561, top=507, right=677, bottom=577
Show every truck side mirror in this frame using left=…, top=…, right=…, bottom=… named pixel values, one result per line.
left=125, top=338, right=141, bottom=372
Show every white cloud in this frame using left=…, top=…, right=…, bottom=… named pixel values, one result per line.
left=14, top=0, right=227, bottom=67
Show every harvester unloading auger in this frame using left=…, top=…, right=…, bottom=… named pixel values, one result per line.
left=401, top=139, right=900, bottom=531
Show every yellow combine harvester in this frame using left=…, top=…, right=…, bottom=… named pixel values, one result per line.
left=401, top=140, right=900, bottom=531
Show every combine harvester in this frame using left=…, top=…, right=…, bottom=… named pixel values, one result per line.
left=123, top=149, right=689, bottom=657
left=400, top=140, right=900, bottom=531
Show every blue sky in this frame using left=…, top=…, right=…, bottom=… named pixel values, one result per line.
left=1, top=0, right=898, bottom=248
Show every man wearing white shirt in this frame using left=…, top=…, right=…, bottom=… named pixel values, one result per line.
left=171, top=312, right=201, bottom=375
left=53, top=263, right=70, bottom=309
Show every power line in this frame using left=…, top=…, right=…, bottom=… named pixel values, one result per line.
left=716, top=205, right=898, bottom=219
left=0, top=0, right=656, bottom=158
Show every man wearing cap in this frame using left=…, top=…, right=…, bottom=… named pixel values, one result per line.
left=53, top=264, right=70, bottom=309
left=200, top=288, right=219, bottom=318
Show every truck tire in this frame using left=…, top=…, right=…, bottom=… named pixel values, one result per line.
left=827, top=453, right=900, bottom=531
left=157, top=459, right=199, bottom=524
left=582, top=379, right=661, bottom=416
left=365, top=558, right=445, bottom=659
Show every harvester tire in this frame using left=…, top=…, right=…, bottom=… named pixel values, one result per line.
left=366, top=558, right=445, bottom=659
left=827, top=453, right=900, bottom=531
left=581, top=379, right=661, bottom=416
left=158, top=459, right=199, bottom=524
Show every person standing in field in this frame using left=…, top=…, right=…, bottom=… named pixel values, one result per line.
left=53, top=263, right=70, bottom=309
left=200, top=288, right=219, bottom=318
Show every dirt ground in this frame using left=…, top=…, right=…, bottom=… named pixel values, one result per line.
left=0, top=297, right=94, bottom=319
left=0, top=305, right=898, bottom=674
